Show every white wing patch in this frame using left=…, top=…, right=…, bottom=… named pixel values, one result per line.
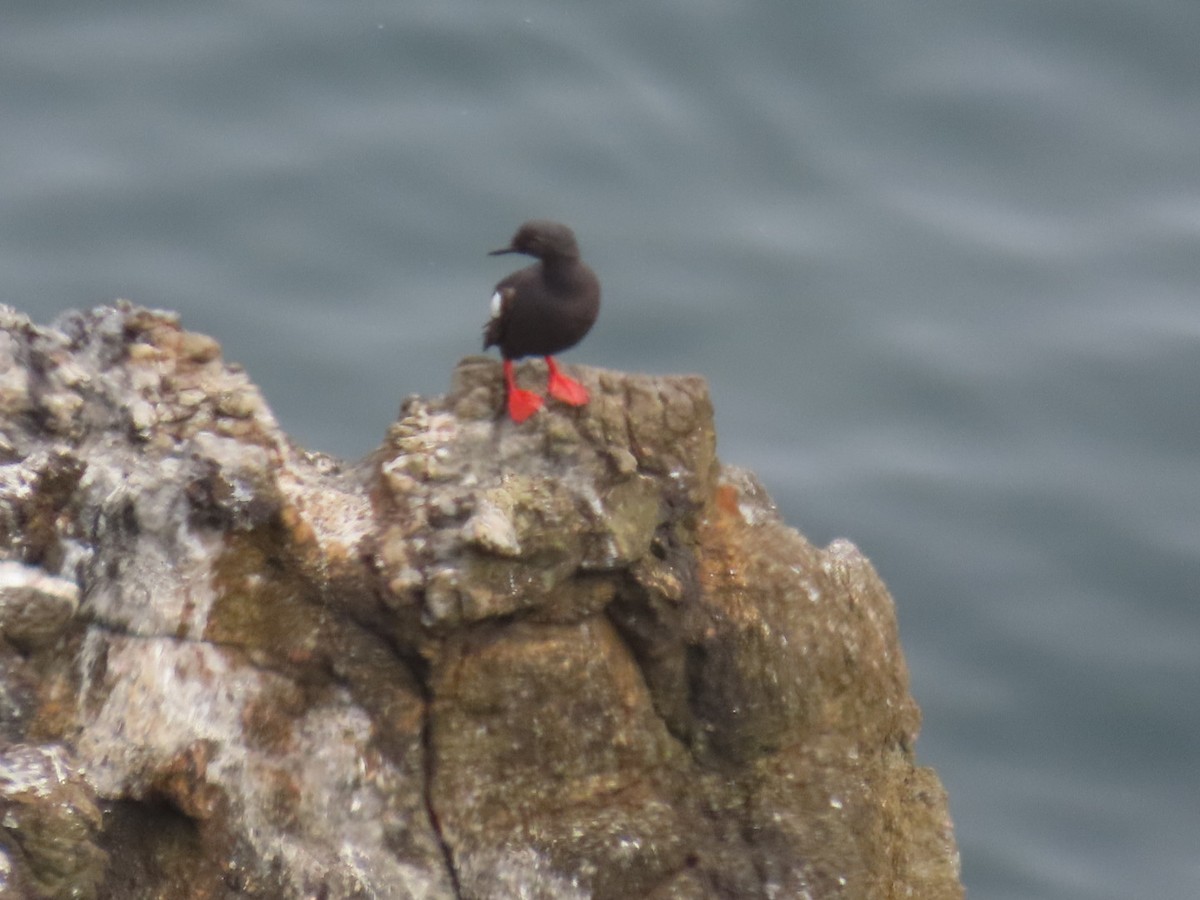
left=489, top=291, right=503, bottom=319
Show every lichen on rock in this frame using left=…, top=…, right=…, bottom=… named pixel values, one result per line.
left=0, top=302, right=962, bottom=899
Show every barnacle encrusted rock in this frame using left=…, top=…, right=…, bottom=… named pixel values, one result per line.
left=0, top=302, right=962, bottom=900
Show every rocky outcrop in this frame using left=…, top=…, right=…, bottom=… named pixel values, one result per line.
left=0, top=302, right=962, bottom=899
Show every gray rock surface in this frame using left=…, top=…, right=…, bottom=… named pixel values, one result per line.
left=0, top=302, right=962, bottom=899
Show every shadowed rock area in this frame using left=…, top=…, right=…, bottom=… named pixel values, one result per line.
left=0, top=302, right=962, bottom=899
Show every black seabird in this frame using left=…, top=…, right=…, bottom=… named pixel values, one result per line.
left=483, top=220, right=601, bottom=422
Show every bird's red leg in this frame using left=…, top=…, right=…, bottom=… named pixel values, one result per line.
left=504, top=359, right=543, bottom=422
left=545, top=356, right=589, bottom=406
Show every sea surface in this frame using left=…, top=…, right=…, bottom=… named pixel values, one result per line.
left=3, top=2, right=1199, bottom=897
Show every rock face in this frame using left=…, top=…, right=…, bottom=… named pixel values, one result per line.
left=0, top=302, right=962, bottom=899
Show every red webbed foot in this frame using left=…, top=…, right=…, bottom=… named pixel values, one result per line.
left=507, top=387, right=543, bottom=422
left=503, top=359, right=543, bottom=423
left=545, top=357, right=589, bottom=407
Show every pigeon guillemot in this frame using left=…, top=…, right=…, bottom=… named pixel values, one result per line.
left=483, top=220, right=601, bottom=423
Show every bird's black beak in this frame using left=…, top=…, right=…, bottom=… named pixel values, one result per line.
left=488, top=246, right=518, bottom=256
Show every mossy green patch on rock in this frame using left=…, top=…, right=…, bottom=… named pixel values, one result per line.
left=0, top=744, right=107, bottom=900
left=205, top=528, right=328, bottom=666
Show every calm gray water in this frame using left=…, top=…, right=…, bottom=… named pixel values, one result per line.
left=4, top=2, right=1198, bottom=897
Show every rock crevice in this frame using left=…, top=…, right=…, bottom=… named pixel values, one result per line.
left=0, top=303, right=961, bottom=899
